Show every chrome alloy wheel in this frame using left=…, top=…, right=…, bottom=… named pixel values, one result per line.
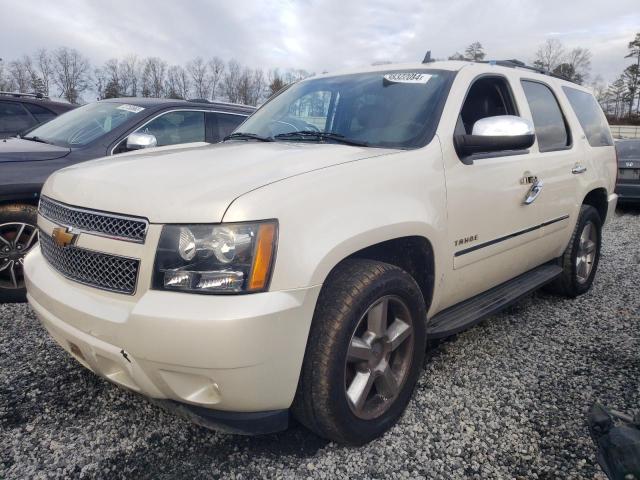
left=344, top=295, right=415, bottom=420
left=575, top=220, right=597, bottom=285
left=0, top=222, right=38, bottom=290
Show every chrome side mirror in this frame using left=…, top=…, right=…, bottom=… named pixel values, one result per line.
left=126, top=132, right=157, bottom=150
left=455, top=115, right=536, bottom=162
left=472, top=115, right=534, bottom=137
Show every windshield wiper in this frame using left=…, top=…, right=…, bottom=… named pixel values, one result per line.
left=274, top=131, right=369, bottom=147
left=22, top=135, right=51, bottom=145
left=224, top=132, right=274, bottom=142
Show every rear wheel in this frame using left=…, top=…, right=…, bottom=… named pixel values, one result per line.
left=0, top=204, right=39, bottom=303
left=546, top=205, right=602, bottom=298
left=292, top=259, right=427, bottom=445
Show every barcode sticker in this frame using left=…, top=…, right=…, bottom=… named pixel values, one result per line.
left=117, top=104, right=145, bottom=113
left=383, top=73, right=432, bottom=84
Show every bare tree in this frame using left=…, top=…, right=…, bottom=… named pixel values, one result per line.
left=9, top=58, right=31, bottom=92
left=250, top=69, right=265, bottom=105
left=35, top=49, right=54, bottom=96
left=0, top=59, right=11, bottom=91
left=51, top=47, right=90, bottom=103
left=121, top=55, right=141, bottom=96
left=267, top=69, right=287, bottom=97
left=165, top=65, right=191, bottom=99
left=142, top=57, right=167, bottom=97
left=187, top=57, right=210, bottom=99
left=533, top=39, right=565, bottom=71
left=608, top=76, right=627, bottom=120
left=93, top=67, right=107, bottom=100
left=222, top=59, right=241, bottom=103
left=464, top=42, right=485, bottom=61
left=448, top=52, right=466, bottom=61
left=103, top=58, right=122, bottom=96
left=561, top=47, right=592, bottom=84
left=208, top=57, right=225, bottom=100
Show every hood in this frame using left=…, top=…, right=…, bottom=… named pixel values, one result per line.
left=0, top=137, right=71, bottom=162
left=43, top=141, right=399, bottom=223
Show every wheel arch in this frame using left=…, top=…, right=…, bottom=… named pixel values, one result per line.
left=317, top=233, right=436, bottom=312
left=582, top=187, right=608, bottom=223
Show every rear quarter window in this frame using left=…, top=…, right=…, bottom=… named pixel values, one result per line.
left=562, top=87, right=613, bottom=147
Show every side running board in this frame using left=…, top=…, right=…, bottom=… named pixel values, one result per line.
left=427, top=263, right=562, bottom=339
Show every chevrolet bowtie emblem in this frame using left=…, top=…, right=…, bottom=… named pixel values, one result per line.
left=51, top=227, right=77, bottom=248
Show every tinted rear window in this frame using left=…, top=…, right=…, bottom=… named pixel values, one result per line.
left=521, top=80, right=570, bottom=152
left=562, top=87, right=613, bottom=147
left=616, top=141, right=640, bottom=159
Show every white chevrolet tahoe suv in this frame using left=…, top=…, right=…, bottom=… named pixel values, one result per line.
left=24, top=60, right=618, bottom=445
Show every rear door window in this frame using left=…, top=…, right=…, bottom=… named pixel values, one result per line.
left=562, top=87, right=613, bottom=147
left=521, top=80, right=571, bottom=152
left=0, top=101, right=36, bottom=135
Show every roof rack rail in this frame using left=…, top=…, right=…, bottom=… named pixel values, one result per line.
left=477, top=59, right=575, bottom=84
left=0, top=91, right=49, bottom=99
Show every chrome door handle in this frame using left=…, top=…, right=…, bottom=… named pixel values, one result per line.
left=572, top=165, right=587, bottom=174
left=523, top=180, right=544, bottom=205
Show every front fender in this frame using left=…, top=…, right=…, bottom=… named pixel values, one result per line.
left=222, top=146, right=448, bottom=293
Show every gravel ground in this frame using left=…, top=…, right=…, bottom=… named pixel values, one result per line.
left=1, top=207, right=639, bottom=479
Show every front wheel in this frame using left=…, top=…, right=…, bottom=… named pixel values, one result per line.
left=292, top=259, right=427, bottom=445
left=546, top=204, right=602, bottom=298
left=0, top=204, right=39, bottom=303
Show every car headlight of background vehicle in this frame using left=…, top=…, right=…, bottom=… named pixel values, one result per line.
left=152, top=221, right=277, bottom=294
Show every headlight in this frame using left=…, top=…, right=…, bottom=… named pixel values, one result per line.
left=152, top=221, right=277, bottom=294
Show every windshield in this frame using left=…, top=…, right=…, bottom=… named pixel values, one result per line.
left=235, top=69, right=454, bottom=149
left=25, top=102, right=146, bottom=148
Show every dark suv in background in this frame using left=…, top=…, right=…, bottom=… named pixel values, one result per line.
left=0, top=97, right=254, bottom=302
left=615, top=139, right=640, bottom=204
left=0, top=92, right=76, bottom=138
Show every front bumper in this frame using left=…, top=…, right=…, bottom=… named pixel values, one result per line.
left=25, top=248, right=321, bottom=424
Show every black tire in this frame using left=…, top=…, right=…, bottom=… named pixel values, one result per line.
left=292, top=259, right=427, bottom=445
left=0, top=203, right=39, bottom=303
left=545, top=205, right=602, bottom=298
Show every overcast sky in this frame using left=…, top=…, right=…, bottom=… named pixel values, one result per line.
left=1, top=0, right=638, bottom=83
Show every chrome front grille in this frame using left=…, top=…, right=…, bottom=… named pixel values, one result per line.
left=39, top=231, right=140, bottom=295
left=39, top=196, right=148, bottom=243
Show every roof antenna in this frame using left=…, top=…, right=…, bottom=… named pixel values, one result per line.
left=422, top=51, right=433, bottom=63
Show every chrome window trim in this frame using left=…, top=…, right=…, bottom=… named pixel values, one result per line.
left=109, top=108, right=250, bottom=155
left=39, top=195, right=149, bottom=244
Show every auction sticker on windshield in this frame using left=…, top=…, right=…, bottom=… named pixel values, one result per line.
left=117, top=104, right=145, bottom=113
left=383, top=73, right=432, bottom=84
